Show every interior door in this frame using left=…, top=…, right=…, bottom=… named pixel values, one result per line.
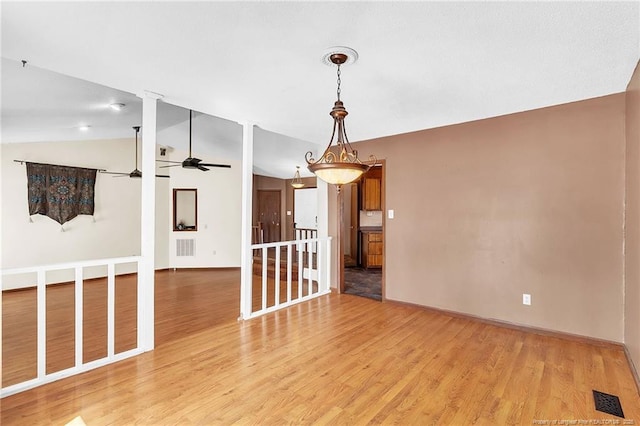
left=258, top=190, right=281, bottom=243
left=293, top=187, right=317, bottom=230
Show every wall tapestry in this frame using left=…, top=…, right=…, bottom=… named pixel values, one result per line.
left=26, top=162, right=97, bottom=225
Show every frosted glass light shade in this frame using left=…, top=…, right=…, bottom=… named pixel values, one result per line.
left=308, top=162, right=369, bottom=186
left=291, top=166, right=305, bottom=189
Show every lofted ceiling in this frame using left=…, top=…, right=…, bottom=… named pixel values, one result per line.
left=1, top=2, right=639, bottom=164
left=1, top=58, right=318, bottom=179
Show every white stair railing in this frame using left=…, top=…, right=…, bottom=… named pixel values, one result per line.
left=250, top=237, right=331, bottom=318
left=1, top=256, right=143, bottom=397
left=294, top=227, right=318, bottom=253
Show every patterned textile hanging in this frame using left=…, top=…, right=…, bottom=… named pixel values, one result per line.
left=26, top=162, right=97, bottom=225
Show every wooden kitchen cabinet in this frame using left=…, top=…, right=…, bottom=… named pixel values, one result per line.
left=362, top=231, right=383, bottom=268
left=361, top=166, right=382, bottom=211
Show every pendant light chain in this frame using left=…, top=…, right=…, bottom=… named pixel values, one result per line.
left=336, top=64, right=342, bottom=101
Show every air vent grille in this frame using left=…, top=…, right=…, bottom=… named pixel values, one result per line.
left=176, top=239, right=195, bottom=257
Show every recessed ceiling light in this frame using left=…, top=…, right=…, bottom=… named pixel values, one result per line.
left=78, top=125, right=91, bottom=131
left=109, top=103, right=126, bottom=111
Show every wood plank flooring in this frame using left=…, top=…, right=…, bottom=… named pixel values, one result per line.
left=2, top=269, right=640, bottom=424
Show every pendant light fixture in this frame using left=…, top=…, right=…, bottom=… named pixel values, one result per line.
left=291, top=166, right=305, bottom=189
left=306, top=47, right=375, bottom=188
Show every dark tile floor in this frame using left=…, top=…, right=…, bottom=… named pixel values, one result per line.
left=344, top=267, right=382, bottom=301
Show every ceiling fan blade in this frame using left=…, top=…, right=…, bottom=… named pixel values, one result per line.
left=198, top=163, right=231, bottom=168
left=159, top=164, right=182, bottom=169
left=156, top=160, right=182, bottom=164
left=110, top=172, right=169, bottom=179
left=101, top=171, right=130, bottom=176
left=197, top=165, right=210, bottom=171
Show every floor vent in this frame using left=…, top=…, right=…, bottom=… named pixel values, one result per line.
left=593, top=390, right=624, bottom=418
left=176, top=239, right=195, bottom=257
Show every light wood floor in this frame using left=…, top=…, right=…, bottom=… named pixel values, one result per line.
left=2, top=269, right=640, bottom=424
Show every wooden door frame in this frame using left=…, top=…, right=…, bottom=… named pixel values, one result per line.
left=338, top=159, right=385, bottom=299
left=350, top=183, right=358, bottom=262
left=379, top=159, right=385, bottom=301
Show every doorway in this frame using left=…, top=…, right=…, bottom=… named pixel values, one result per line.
left=341, top=164, right=383, bottom=301
left=257, top=190, right=281, bottom=243
left=293, top=187, right=318, bottom=232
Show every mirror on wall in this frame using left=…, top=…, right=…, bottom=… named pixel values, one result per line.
left=173, top=188, right=197, bottom=231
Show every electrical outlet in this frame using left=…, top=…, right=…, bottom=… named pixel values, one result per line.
left=523, top=293, right=531, bottom=306
left=212, top=250, right=217, bottom=255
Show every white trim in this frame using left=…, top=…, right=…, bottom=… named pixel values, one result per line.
left=1, top=256, right=142, bottom=275
left=252, top=237, right=320, bottom=249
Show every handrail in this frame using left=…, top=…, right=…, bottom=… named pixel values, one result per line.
left=251, top=237, right=319, bottom=250
left=1, top=255, right=141, bottom=275
left=248, top=236, right=331, bottom=319
left=1, top=255, right=143, bottom=398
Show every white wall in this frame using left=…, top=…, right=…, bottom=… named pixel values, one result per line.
left=1, top=138, right=170, bottom=289
left=155, top=176, right=170, bottom=269
left=157, top=121, right=242, bottom=269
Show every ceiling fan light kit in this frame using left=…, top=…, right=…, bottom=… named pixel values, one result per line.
left=306, top=46, right=375, bottom=188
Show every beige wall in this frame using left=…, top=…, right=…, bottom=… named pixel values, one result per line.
left=166, top=150, right=242, bottom=269
left=1, top=138, right=170, bottom=288
left=156, top=118, right=242, bottom=269
left=625, top=61, right=640, bottom=372
left=342, top=94, right=626, bottom=341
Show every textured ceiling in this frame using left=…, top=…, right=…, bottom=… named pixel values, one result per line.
left=2, top=2, right=639, bottom=149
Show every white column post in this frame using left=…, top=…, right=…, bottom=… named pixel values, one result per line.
left=240, top=122, right=254, bottom=319
left=138, top=90, right=163, bottom=351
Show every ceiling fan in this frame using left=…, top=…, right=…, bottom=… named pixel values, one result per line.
left=101, top=126, right=170, bottom=178
left=157, top=110, right=231, bottom=172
